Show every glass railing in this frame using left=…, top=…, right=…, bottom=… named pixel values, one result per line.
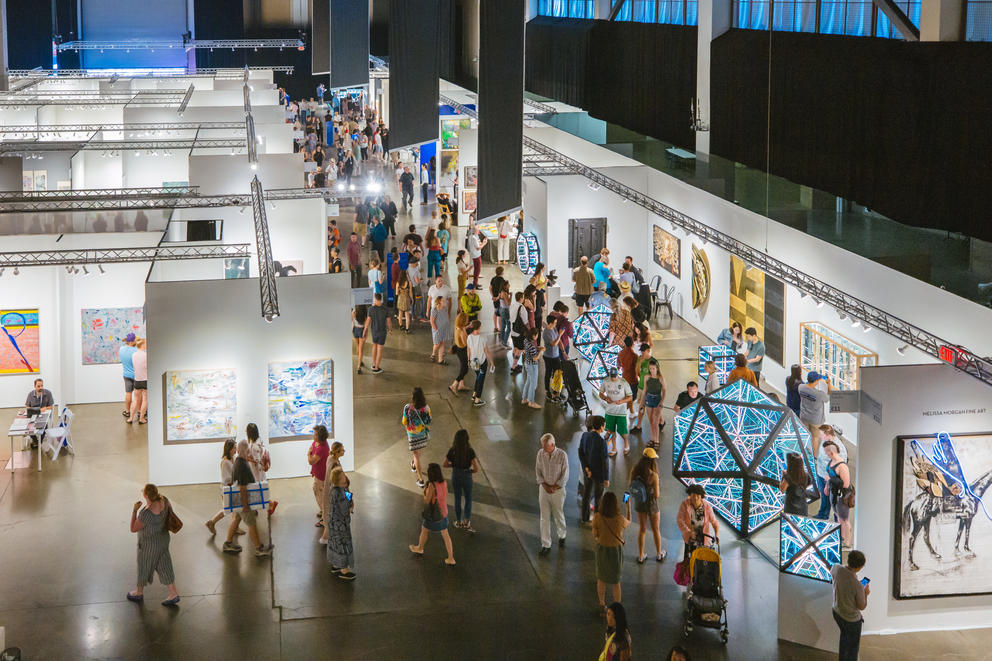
left=526, top=92, right=990, bottom=308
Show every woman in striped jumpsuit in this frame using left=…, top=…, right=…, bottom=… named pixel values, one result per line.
left=127, top=483, right=180, bottom=606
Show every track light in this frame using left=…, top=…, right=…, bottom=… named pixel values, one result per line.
left=13, top=267, right=19, bottom=275
left=82, top=265, right=89, bottom=275
left=897, top=344, right=908, bottom=356
left=851, top=320, right=861, bottom=329
left=800, top=292, right=807, bottom=299
left=862, top=325, right=871, bottom=333
left=239, top=206, right=246, bottom=214
left=816, top=299, right=824, bottom=309
left=98, top=265, right=105, bottom=274
left=587, top=182, right=601, bottom=192
left=837, top=311, right=847, bottom=321
left=251, top=162, right=258, bottom=171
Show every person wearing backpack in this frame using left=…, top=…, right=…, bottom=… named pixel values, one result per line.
left=824, top=440, right=854, bottom=549
left=578, top=415, right=610, bottom=524
left=629, top=448, right=666, bottom=563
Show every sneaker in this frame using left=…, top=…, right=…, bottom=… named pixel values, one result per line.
left=558, top=537, right=566, bottom=548
left=255, top=544, right=274, bottom=557
left=222, top=541, right=242, bottom=554
left=656, top=550, right=668, bottom=562
left=337, top=571, right=357, bottom=581
left=463, top=522, right=476, bottom=534
left=538, top=546, right=551, bottom=557
left=473, top=399, right=485, bottom=407
left=416, top=479, right=426, bottom=488
left=411, top=460, right=417, bottom=473
left=371, top=367, right=383, bottom=374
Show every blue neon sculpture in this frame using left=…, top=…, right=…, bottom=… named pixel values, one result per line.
left=698, top=345, right=737, bottom=387
left=585, top=345, right=621, bottom=389
left=516, top=232, right=540, bottom=276
left=780, top=514, right=841, bottom=582
left=673, top=379, right=816, bottom=537
left=573, top=305, right=613, bottom=362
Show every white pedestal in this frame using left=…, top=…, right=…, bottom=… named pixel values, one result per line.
left=778, top=570, right=839, bottom=654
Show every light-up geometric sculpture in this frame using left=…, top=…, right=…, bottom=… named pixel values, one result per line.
left=573, top=304, right=613, bottom=362
left=698, top=345, right=737, bottom=386
left=780, top=514, right=841, bottom=582
left=585, top=345, right=621, bottom=389
left=516, top=231, right=540, bottom=276
left=672, top=379, right=816, bottom=537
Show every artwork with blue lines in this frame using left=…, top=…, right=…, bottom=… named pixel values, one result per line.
left=268, top=359, right=335, bottom=440
left=516, top=232, right=540, bottom=276
left=672, top=379, right=815, bottom=536
left=698, top=345, right=737, bottom=386
left=780, top=514, right=841, bottom=582
left=573, top=305, right=613, bottom=362
left=895, top=431, right=992, bottom=599
left=585, top=345, right=621, bottom=389
left=0, top=309, right=40, bottom=375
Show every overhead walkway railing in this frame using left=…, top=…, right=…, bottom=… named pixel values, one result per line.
left=56, top=39, right=305, bottom=52
left=7, top=67, right=295, bottom=78
left=0, top=122, right=246, bottom=135
left=439, top=93, right=992, bottom=388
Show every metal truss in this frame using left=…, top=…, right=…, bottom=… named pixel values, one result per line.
left=0, top=92, right=186, bottom=107
left=524, top=98, right=558, bottom=115
left=438, top=94, right=992, bottom=387
left=0, top=244, right=251, bottom=269
left=178, top=85, right=194, bottom=114
left=0, top=122, right=245, bottom=136
left=250, top=176, right=279, bottom=322
left=56, top=39, right=305, bottom=52
left=0, top=187, right=332, bottom=213
left=0, top=138, right=246, bottom=154
left=8, top=67, right=295, bottom=78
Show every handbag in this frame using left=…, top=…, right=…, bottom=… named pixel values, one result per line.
left=421, top=484, right=443, bottom=523
left=844, top=484, right=856, bottom=509
left=673, top=560, right=690, bottom=586
left=165, top=498, right=183, bottom=534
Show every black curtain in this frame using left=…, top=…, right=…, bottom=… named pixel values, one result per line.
left=311, top=0, right=331, bottom=76
left=328, top=0, right=369, bottom=89
left=478, top=0, right=525, bottom=222
left=388, top=0, right=441, bottom=151
left=712, top=29, right=992, bottom=241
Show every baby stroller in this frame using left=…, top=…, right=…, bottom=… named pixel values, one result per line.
left=683, top=534, right=728, bottom=644
left=554, top=358, right=588, bottom=414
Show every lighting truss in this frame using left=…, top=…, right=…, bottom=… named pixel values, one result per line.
left=56, top=39, right=305, bottom=52
left=0, top=138, right=246, bottom=154
left=780, top=514, right=841, bottom=583
left=524, top=98, right=558, bottom=115
left=0, top=187, right=331, bottom=213
left=0, top=92, right=186, bottom=106
left=0, top=122, right=245, bottom=136
left=698, top=345, right=737, bottom=387
left=0, top=244, right=251, bottom=268
left=8, top=67, right=295, bottom=78
left=250, top=176, right=279, bottom=322
left=438, top=93, right=992, bottom=388
left=178, top=85, right=194, bottom=114
left=246, top=114, right=258, bottom=167
left=585, top=345, right=621, bottom=389
left=573, top=305, right=613, bottom=362
left=672, top=379, right=817, bottom=537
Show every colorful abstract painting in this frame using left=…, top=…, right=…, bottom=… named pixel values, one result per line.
left=268, top=359, right=334, bottom=440
left=80, top=307, right=145, bottom=365
left=652, top=225, right=681, bottom=278
left=0, top=309, right=40, bottom=375
left=165, top=369, right=237, bottom=442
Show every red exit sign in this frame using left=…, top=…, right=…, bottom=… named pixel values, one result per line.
left=939, top=345, right=971, bottom=366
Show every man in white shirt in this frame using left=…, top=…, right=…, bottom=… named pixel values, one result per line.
left=497, top=216, right=514, bottom=264
left=798, top=371, right=832, bottom=439
left=535, top=433, right=569, bottom=556
left=599, top=368, right=633, bottom=457
left=831, top=550, right=869, bottom=661
left=427, top=275, right=452, bottom=312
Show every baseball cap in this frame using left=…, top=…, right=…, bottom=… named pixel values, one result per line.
left=607, top=367, right=619, bottom=377
left=125, top=333, right=136, bottom=342
left=642, top=447, right=658, bottom=459
left=465, top=283, right=474, bottom=290
left=807, top=371, right=821, bottom=383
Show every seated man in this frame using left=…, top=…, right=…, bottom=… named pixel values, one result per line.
left=672, top=381, right=701, bottom=415
left=25, top=378, right=54, bottom=448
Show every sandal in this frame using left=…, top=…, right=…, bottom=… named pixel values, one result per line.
left=444, top=559, right=457, bottom=567
left=408, top=545, right=424, bottom=556
left=448, top=385, right=459, bottom=396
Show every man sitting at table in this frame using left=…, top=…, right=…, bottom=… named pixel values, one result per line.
left=25, top=378, right=54, bottom=448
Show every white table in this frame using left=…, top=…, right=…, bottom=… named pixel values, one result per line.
left=7, top=410, right=50, bottom=473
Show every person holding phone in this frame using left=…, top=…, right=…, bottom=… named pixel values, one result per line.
left=592, top=491, right=630, bottom=614
left=831, top=550, right=869, bottom=661
left=326, top=467, right=356, bottom=580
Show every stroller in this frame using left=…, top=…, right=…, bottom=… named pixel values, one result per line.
left=549, top=357, right=587, bottom=414
left=683, top=534, right=729, bottom=644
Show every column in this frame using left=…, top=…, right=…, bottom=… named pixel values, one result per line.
left=695, top=0, right=731, bottom=155
left=920, top=0, right=965, bottom=41
left=0, top=0, right=8, bottom=92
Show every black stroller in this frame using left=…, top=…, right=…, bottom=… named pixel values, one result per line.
left=549, top=357, right=587, bottom=414
left=683, top=533, right=729, bottom=643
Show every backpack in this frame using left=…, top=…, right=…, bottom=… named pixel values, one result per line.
left=512, top=305, right=527, bottom=335
left=628, top=477, right=648, bottom=508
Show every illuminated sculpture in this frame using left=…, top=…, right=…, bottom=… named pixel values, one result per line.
left=573, top=305, right=613, bottom=362
left=585, top=345, right=621, bottom=389
left=698, top=345, right=736, bottom=386
left=673, top=379, right=816, bottom=537
left=516, top=231, right=540, bottom=276
left=780, top=514, right=841, bottom=582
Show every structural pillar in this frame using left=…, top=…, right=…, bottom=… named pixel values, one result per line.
left=920, top=0, right=965, bottom=41
left=594, top=0, right=613, bottom=19
left=0, top=0, right=8, bottom=92
left=695, top=0, right=731, bottom=155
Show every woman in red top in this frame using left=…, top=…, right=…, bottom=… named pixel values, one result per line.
left=408, top=463, right=456, bottom=566
left=425, top=228, right=442, bottom=279
left=307, top=425, right=332, bottom=535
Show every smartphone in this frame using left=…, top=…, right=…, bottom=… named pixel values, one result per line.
left=623, top=492, right=630, bottom=503
left=860, top=577, right=870, bottom=586
left=345, top=490, right=353, bottom=502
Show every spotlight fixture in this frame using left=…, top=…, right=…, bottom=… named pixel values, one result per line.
left=837, top=311, right=847, bottom=321
left=98, top=265, right=105, bottom=274
left=239, top=206, right=246, bottom=214
left=0, top=268, right=4, bottom=276
left=587, top=182, right=601, bottom=192
left=800, top=292, right=808, bottom=299
left=816, top=299, right=825, bottom=309
left=851, top=320, right=861, bottom=329
left=250, top=162, right=258, bottom=171
left=897, top=344, right=908, bottom=356
left=82, top=265, right=89, bottom=275
left=13, top=267, right=18, bottom=275
left=863, top=325, right=871, bottom=333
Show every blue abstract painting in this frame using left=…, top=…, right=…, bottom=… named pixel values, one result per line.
left=165, top=369, right=237, bottom=442
left=268, top=358, right=334, bottom=440
left=780, top=514, right=841, bottom=582
left=81, top=307, right=145, bottom=365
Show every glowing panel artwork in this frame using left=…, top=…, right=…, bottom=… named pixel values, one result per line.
left=80, top=307, right=145, bottom=365
left=0, top=309, right=40, bottom=374
left=516, top=231, right=540, bottom=276
left=573, top=304, right=613, bottom=362
left=584, top=345, right=621, bottom=389
left=268, top=358, right=334, bottom=440
left=698, top=344, right=736, bottom=386
left=780, top=514, right=841, bottom=582
left=673, top=379, right=815, bottom=537
left=165, top=368, right=237, bottom=443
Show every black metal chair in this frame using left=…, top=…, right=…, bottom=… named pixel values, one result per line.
left=654, top=280, right=674, bottom=320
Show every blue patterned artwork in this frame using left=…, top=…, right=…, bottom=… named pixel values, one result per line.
left=268, top=359, right=334, bottom=440
left=516, top=231, right=540, bottom=276
left=165, top=369, right=237, bottom=442
left=585, top=345, right=621, bottom=389
left=780, top=514, right=841, bottom=582
left=698, top=344, right=737, bottom=386
left=673, top=379, right=816, bottom=536
left=80, top=307, right=145, bottom=365
left=573, top=304, right=613, bottom=362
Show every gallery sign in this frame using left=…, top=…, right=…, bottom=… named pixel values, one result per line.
left=829, top=389, right=882, bottom=425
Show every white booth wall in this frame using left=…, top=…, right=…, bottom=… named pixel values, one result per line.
left=71, top=151, right=123, bottom=190
left=145, top=274, right=355, bottom=486
left=122, top=150, right=191, bottom=188
left=187, top=153, right=302, bottom=194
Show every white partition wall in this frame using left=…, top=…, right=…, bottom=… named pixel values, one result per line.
left=146, top=274, right=355, bottom=486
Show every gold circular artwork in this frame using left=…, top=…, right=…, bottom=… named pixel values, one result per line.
left=691, top=245, right=710, bottom=309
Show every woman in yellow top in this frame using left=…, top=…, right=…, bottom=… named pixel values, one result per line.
left=592, top=491, right=631, bottom=612
left=448, top=312, right=472, bottom=395
left=529, top=262, right=548, bottom=322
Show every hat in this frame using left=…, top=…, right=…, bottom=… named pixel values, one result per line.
left=619, top=281, right=631, bottom=292
left=125, top=333, right=136, bottom=343
left=465, top=283, right=474, bottom=290
left=807, top=371, right=821, bottom=383
left=607, top=367, right=619, bottom=377
left=642, top=447, right=658, bottom=459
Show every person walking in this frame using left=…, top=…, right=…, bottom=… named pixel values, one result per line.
left=429, top=296, right=452, bottom=364
left=521, top=327, right=544, bottom=409
left=578, top=415, right=609, bottom=524
left=468, top=230, right=488, bottom=289
left=630, top=448, right=666, bottom=563
left=352, top=305, right=368, bottom=374
left=205, top=439, right=244, bottom=537
left=307, top=426, right=331, bottom=536
left=536, top=433, right=569, bottom=556
left=326, top=467, right=356, bottom=580
left=466, top=320, right=494, bottom=407
left=449, top=312, right=471, bottom=395
left=245, top=423, right=277, bottom=516
left=497, top=281, right=512, bottom=349
left=396, top=271, right=413, bottom=333
left=459, top=283, right=483, bottom=323
left=508, top=291, right=528, bottom=373
left=780, top=452, right=810, bottom=516
left=831, top=550, right=869, bottom=661
left=676, top=484, right=719, bottom=563
left=402, top=387, right=432, bottom=488
left=363, top=293, right=391, bottom=374
left=638, top=360, right=666, bottom=448
left=346, top=232, right=363, bottom=288
left=592, top=491, right=630, bottom=611
left=370, top=216, right=388, bottom=262
left=602, top=602, right=633, bottom=661
left=127, top=483, right=180, bottom=607
left=399, top=166, right=415, bottom=209
left=223, top=440, right=274, bottom=557
left=443, top=429, right=480, bottom=532
left=599, top=368, right=633, bottom=457
left=408, top=463, right=457, bottom=566
left=489, top=266, right=507, bottom=334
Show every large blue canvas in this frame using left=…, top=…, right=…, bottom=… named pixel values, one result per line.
left=81, top=307, right=145, bottom=365
left=268, top=359, right=334, bottom=440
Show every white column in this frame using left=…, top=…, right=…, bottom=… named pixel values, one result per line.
left=920, top=0, right=965, bottom=41
left=695, top=0, right=731, bottom=155
left=595, top=0, right=613, bottom=19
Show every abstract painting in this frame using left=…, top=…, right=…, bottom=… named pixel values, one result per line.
left=652, top=225, right=681, bottom=278
left=440, top=149, right=458, bottom=186
left=895, top=431, right=992, bottom=598
left=0, top=309, right=40, bottom=374
left=80, top=307, right=145, bottom=365
left=268, top=359, right=334, bottom=440
left=691, top=245, right=710, bottom=310
left=224, top=257, right=250, bottom=279
left=462, top=190, right=477, bottom=213
left=273, top=260, right=302, bottom=277
left=730, top=256, right=785, bottom=365
left=165, top=369, right=237, bottom=443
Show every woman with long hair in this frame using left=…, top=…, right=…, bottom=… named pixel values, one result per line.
left=629, top=449, right=666, bottom=563
left=449, top=312, right=471, bottom=395
left=592, top=492, right=630, bottom=612
left=522, top=284, right=537, bottom=329
left=396, top=270, right=412, bottom=333
left=637, top=360, right=665, bottom=449
left=205, top=439, right=244, bottom=536
left=353, top=305, right=369, bottom=374
left=327, top=466, right=356, bottom=580
left=425, top=227, right=442, bottom=279
left=245, top=422, right=277, bottom=516
left=602, top=602, right=632, bottom=661
left=785, top=364, right=802, bottom=417
left=408, top=463, right=456, bottom=566
left=530, top=262, right=548, bottom=322
left=307, top=425, right=331, bottom=535
left=127, top=483, right=180, bottom=606
left=780, top=451, right=810, bottom=516
left=443, top=429, right=480, bottom=532
left=402, top=387, right=432, bottom=487
left=521, top=326, right=544, bottom=409
left=456, top=250, right=471, bottom=301
left=430, top=295, right=452, bottom=364
left=437, top=217, right=451, bottom=263
left=321, top=442, right=348, bottom=544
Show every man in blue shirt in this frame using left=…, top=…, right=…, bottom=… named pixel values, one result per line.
left=577, top=415, right=609, bottom=523
left=589, top=282, right=610, bottom=309
left=745, top=327, right=766, bottom=386
left=593, top=255, right=611, bottom=291
left=119, top=333, right=138, bottom=418
left=370, top=216, right=388, bottom=263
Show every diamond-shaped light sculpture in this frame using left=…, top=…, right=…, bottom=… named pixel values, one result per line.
left=698, top=344, right=737, bottom=387
left=780, top=514, right=841, bottom=582
left=573, top=304, right=613, bottom=362
left=585, top=345, right=621, bottom=389
left=672, top=379, right=816, bottom=537
left=516, top=231, right=540, bottom=276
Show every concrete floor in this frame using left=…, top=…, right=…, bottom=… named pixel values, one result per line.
left=0, top=165, right=978, bottom=660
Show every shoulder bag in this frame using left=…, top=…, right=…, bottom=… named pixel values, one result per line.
left=421, top=484, right=443, bottom=523
left=164, top=498, right=183, bottom=534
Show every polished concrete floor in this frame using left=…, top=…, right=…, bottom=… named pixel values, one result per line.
left=0, top=168, right=978, bottom=660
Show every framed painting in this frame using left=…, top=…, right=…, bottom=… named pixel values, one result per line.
left=0, top=309, right=40, bottom=374
left=165, top=369, right=237, bottom=443
left=730, top=256, right=785, bottom=366
left=80, top=307, right=145, bottom=365
left=464, top=166, right=478, bottom=188
left=462, top=190, right=477, bottom=213
left=691, top=245, right=710, bottom=310
left=268, top=359, right=334, bottom=441
left=652, top=225, right=681, bottom=278
left=224, top=257, right=250, bottom=279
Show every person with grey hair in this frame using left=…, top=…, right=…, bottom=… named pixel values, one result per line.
left=223, top=439, right=273, bottom=557
left=535, top=433, right=569, bottom=556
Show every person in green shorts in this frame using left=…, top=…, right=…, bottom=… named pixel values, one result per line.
left=599, top=367, right=633, bottom=457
